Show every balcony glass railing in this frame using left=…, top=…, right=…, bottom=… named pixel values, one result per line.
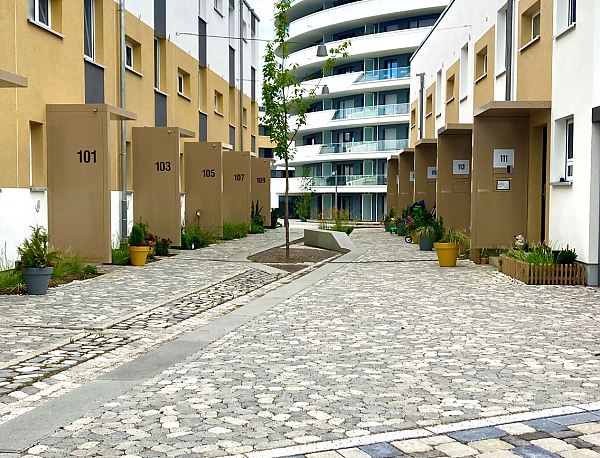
left=356, top=67, right=411, bottom=82
left=312, top=175, right=387, bottom=187
left=333, top=103, right=410, bottom=120
left=319, top=139, right=409, bottom=154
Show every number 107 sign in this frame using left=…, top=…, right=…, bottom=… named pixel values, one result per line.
left=493, top=149, right=515, bottom=168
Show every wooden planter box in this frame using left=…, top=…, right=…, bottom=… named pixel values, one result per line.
left=499, top=254, right=585, bottom=285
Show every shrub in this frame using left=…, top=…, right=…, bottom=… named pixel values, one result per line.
left=181, top=233, right=191, bottom=250
left=250, top=223, right=266, bottom=234
left=415, top=218, right=444, bottom=243
left=222, top=221, right=249, bottom=240
left=506, top=243, right=554, bottom=265
left=183, top=223, right=218, bottom=248
left=111, top=241, right=130, bottom=265
left=556, top=245, right=577, bottom=265
left=154, top=237, right=171, bottom=256
left=17, top=226, right=56, bottom=268
left=128, top=222, right=147, bottom=247
left=251, top=201, right=266, bottom=228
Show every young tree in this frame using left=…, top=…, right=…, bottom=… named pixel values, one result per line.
left=296, top=167, right=315, bottom=221
left=262, top=0, right=348, bottom=259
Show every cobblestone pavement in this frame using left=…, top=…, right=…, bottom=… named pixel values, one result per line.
left=0, top=229, right=306, bottom=418
left=13, top=228, right=600, bottom=458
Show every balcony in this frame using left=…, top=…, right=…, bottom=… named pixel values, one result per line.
left=319, top=139, right=409, bottom=154
left=332, top=103, right=410, bottom=120
left=355, top=67, right=411, bottom=82
left=312, top=175, right=387, bottom=187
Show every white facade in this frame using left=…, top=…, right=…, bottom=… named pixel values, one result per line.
left=549, top=0, right=600, bottom=273
left=270, top=0, right=448, bottom=221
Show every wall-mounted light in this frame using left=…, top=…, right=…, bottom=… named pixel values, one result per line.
left=321, top=85, right=330, bottom=95
left=316, top=43, right=328, bottom=57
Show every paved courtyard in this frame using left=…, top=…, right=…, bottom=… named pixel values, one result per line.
left=1, top=228, right=600, bottom=458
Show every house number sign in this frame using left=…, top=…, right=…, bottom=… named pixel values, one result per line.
left=453, top=160, right=470, bottom=175
left=427, top=167, right=437, bottom=179
left=493, top=149, right=515, bottom=168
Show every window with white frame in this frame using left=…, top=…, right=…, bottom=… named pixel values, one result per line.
left=125, top=43, right=133, bottom=69
left=532, top=11, right=541, bottom=40
left=178, top=73, right=184, bottom=95
left=568, top=0, right=576, bottom=26
left=460, top=43, right=468, bottom=99
left=436, top=69, right=442, bottom=115
left=154, top=38, right=160, bottom=89
left=566, top=118, right=574, bottom=179
left=30, top=0, right=51, bottom=27
left=84, top=0, right=95, bottom=59
left=496, top=6, right=507, bottom=74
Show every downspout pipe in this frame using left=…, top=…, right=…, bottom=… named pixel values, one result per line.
left=239, top=0, right=244, bottom=151
left=417, top=72, right=425, bottom=140
left=120, top=0, right=128, bottom=240
left=505, top=0, right=514, bottom=101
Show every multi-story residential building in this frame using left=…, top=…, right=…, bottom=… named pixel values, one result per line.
left=404, top=0, right=600, bottom=284
left=0, top=0, right=260, bottom=264
left=267, top=0, right=448, bottom=221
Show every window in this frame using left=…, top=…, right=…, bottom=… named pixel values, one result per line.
left=568, top=0, right=576, bottom=26
left=29, top=121, right=44, bottom=188
left=446, top=75, right=455, bottom=103
left=411, top=107, right=417, bottom=128
left=566, top=118, right=574, bottom=179
left=475, top=46, right=488, bottom=81
left=496, top=6, right=507, bottom=74
left=84, top=0, right=95, bottom=59
left=178, top=73, right=184, bottom=95
left=532, top=12, right=541, bottom=40
left=243, top=107, right=248, bottom=127
left=198, top=71, right=202, bottom=110
left=426, top=94, right=433, bottom=116
left=460, top=43, right=468, bottom=99
left=436, top=70, right=442, bottom=115
left=214, top=90, right=223, bottom=114
left=30, top=0, right=51, bottom=26
left=125, top=43, right=133, bottom=69
left=154, top=38, right=160, bottom=89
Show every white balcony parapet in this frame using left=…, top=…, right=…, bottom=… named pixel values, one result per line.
left=311, top=174, right=388, bottom=187
left=332, top=103, right=410, bottom=120
left=319, top=139, right=409, bottom=154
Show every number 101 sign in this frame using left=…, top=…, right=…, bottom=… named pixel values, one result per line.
left=493, top=149, right=515, bottom=168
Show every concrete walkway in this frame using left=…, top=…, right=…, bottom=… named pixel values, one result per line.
left=0, top=228, right=599, bottom=458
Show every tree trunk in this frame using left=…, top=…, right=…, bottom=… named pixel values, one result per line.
left=285, top=158, right=290, bottom=260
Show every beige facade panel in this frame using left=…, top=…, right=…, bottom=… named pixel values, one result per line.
left=223, top=151, right=252, bottom=225
left=132, top=127, right=182, bottom=245
left=0, top=68, right=28, bottom=88
left=184, top=142, right=224, bottom=237
left=517, top=0, right=553, bottom=102
left=444, top=59, right=460, bottom=124
left=425, top=82, right=436, bottom=138
left=414, top=139, right=437, bottom=211
left=436, top=125, right=472, bottom=233
left=473, top=25, right=495, bottom=112
left=387, top=157, right=399, bottom=213
left=398, top=149, right=415, bottom=211
left=47, top=104, right=116, bottom=264
left=471, top=113, right=530, bottom=248
left=251, top=157, right=272, bottom=214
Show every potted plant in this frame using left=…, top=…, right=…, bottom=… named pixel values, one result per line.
left=17, top=225, right=56, bottom=295
left=270, top=208, right=279, bottom=229
left=434, top=228, right=468, bottom=267
left=383, top=208, right=396, bottom=233
left=415, top=219, right=443, bottom=251
left=128, top=221, right=150, bottom=266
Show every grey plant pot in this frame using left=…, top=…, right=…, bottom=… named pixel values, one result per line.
left=23, top=266, right=53, bottom=295
left=419, top=236, right=434, bottom=251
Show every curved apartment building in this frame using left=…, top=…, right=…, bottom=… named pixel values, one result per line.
left=269, top=0, right=448, bottom=221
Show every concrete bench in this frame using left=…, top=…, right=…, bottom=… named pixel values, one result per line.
left=303, top=228, right=356, bottom=253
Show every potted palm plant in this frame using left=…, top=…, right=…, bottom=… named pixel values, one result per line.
left=127, top=221, right=150, bottom=266
left=270, top=208, right=279, bottom=229
left=434, top=228, right=468, bottom=267
left=415, top=219, right=444, bottom=251
left=18, top=226, right=56, bottom=295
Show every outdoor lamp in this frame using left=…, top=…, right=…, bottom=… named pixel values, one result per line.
left=316, top=43, right=328, bottom=57
left=321, top=85, right=330, bottom=95
left=196, top=210, right=201, bottom=217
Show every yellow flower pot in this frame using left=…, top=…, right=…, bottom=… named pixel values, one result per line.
left=411, top=231, right=419, bottom=244
left=434, top=242, right=460, bottom=267
left=128, top=246, right=150, bottom=266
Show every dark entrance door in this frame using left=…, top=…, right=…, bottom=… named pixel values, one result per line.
left=541, top=125, right=548, bottom=244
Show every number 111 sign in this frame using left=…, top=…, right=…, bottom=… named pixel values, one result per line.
left=493, top=149, right=515, bottom=168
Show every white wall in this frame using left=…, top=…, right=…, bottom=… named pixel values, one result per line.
left=410, top=0, right=519, bottom=134
left=124, top=0, right=154, bottom=29
left=110, top=191, right=134, bottom=249
left=167, top=0, right=199, bottom=58
left=0, top=189, right=48, bottom=266
left=549, top=0, right=600, bottom=265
